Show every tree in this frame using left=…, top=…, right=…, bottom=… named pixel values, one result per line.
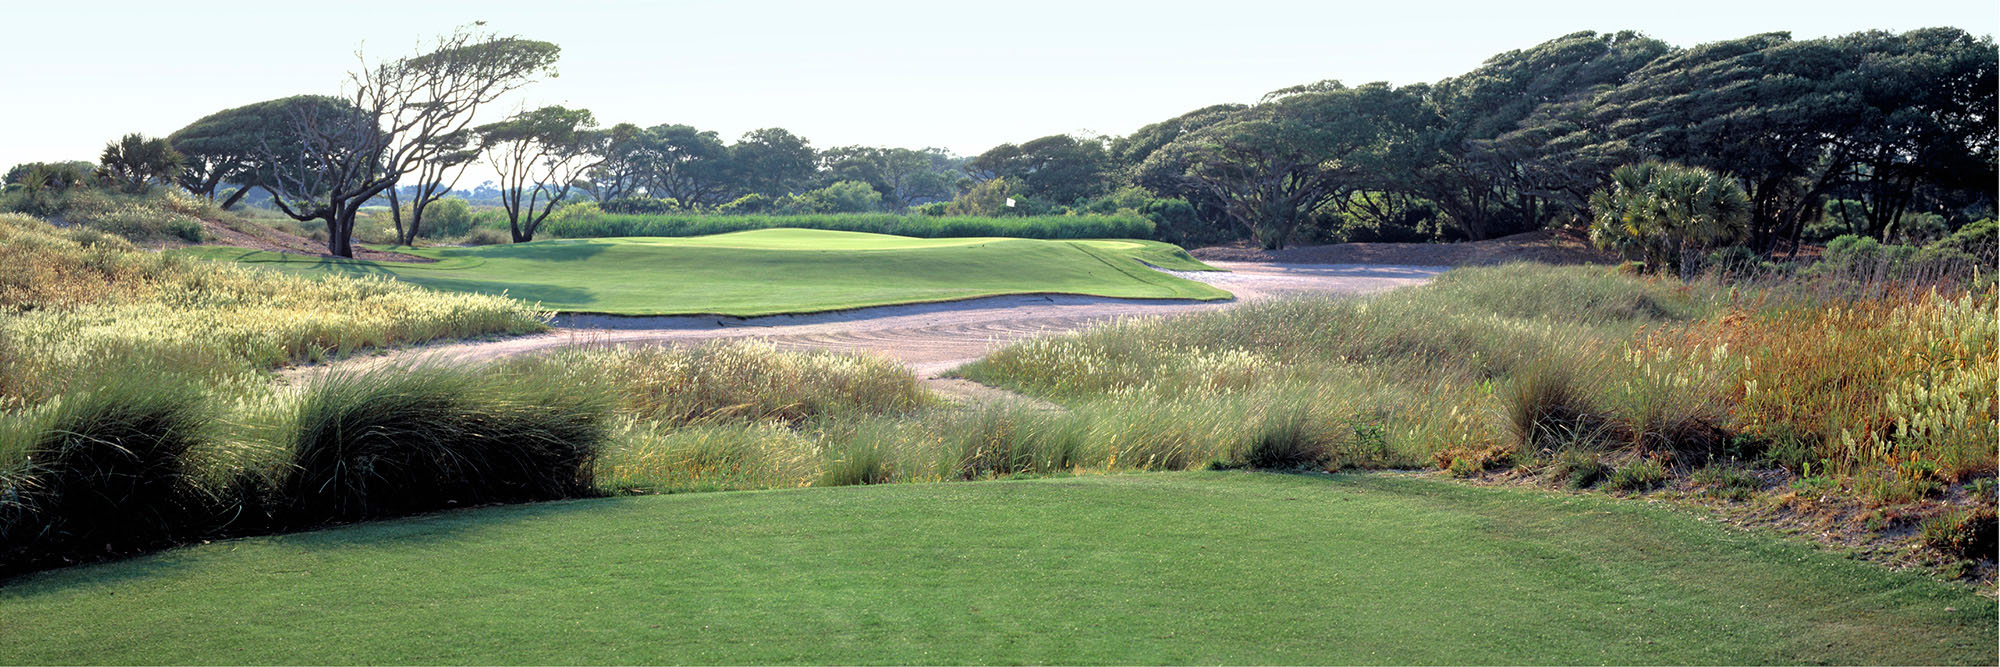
left=817, top=146, right=960, bottom=210
left=1112, top=103, right=1247, bottom=171
left=729, top=128, right=816, bottom=197
left=256, top=27, right=560, bottom=257
left=1141, top=83, right=1427, bottom=249
left=1584, top=28, right=1995, bottom=252
left=579, top=123, right=651, bottom=202
left=171, top=97, right=359, bottom=210
left=1417, top=31, right=1672, bottom=239
left=641, top=124, right=733, bottom=210
left=1588, top=162, right=1750, bottom=274
left=967, top=134, right=1110, bottom=205
left=478, top=106, right=604, bottom=243
left=98, top=133, right=182, bottom=193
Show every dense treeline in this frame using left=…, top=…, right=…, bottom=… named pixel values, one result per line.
left=5, top=27, right=1991, bottom=256
left=1107, top=28, right=1996, bottom=250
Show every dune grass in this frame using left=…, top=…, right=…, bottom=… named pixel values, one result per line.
left=0, top=213, right=547, bottom=407
left=179, top=228, right=1228, bottom=316
left=0, top=472, right=1990, bottom=665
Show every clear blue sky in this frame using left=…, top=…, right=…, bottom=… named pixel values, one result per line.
left=2, top=0, right=1993, bottom=174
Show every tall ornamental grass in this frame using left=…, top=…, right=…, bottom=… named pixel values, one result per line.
left=0, top=369, right=216, bottom=572
left=265, top=365, right=614, bottom=525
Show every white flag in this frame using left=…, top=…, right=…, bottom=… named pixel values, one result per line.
left=1004, top=197, right=1017, bottom=208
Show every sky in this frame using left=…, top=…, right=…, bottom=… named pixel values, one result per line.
left=1, top=0, right=1994, bottom=179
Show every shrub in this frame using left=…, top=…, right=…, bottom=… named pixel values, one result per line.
left=1228, top=403, right=1339, bottom=470
left=412, top=197, right=474, bottom=238
left=0, top=371, right=214, bottom=573
left=1856, top=469, right=1944, bottom=506
left=716, top=193, right=772, bottom=215
left=1436, top=444, right=1515, bottom=478
left=779, top=181, right=881, bottom=214
left=1919, top=506, right=1996, bottom=560
left=1550, top=449, right=1609, bottom=489
left=601, top=422, right=820, bottom=493
left=602, top=196, right=679, bottom=215
left=269, top=365, right=612, bottom=525
left=462, top=227, right=509, bottom=246
left=1606, top=458, right=1669, bottom=492
left=1690, top=465, right=1762, bottom=500
left=0, top=162, right=91, bottom=217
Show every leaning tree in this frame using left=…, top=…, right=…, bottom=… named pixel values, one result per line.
left=257, top=26, right=560, bottom=257
left=170, top=95, right=352, bottom=210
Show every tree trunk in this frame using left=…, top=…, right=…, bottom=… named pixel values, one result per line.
left=326, top=203, right=359, bottom=258
left=388, top=188, right=408, bottom=246
left=218, top=186, right=250, bottom=211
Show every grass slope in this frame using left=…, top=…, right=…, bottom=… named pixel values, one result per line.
left=179, top=229, right=1228, bottom=316
left=2, top=473, right=1989, bottom=665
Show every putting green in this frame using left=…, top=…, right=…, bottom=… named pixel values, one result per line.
left=179, top=229, right=1230, bottom=316
left=0, top=473, right=1988, bottom=664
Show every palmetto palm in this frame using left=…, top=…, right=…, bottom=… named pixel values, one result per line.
left=1589, top=161, right=1750, bottom=273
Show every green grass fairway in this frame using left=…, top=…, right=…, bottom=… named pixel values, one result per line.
left=178, top=229, right=1229, bottom=316
left=2, top=473, right=1989, bottom=665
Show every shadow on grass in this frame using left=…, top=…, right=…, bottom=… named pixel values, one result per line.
left=0, top=496, right=621, bottom=593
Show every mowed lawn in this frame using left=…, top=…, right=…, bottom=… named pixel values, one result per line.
left=178, top=229, right=1230, bottom=316
left=2, top=473, right=1990, bottom=665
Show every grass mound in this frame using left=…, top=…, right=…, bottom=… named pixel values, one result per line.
left=180, top=228, right=1227, bottom=316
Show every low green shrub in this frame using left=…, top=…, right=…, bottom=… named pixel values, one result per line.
left=1856, top=469, right=1944, bottom=506
left=1919, top=506, right=1996, bottom=560
left=1606, top=459, right=1670, bottom=492
left=600, top=422, right=820, bottom=493
left=1550, top=449, right=1609, bottom=489
left=1690, top=465, right=1763, bottom=500
left=1437, top=445, right=1515, bottom=478
left=499, top=342, right=925, bottom=427
left=461, top=227, right=509, bottom=246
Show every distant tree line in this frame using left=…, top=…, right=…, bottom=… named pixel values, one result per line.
left=8, top=26, right=1991, bottom=257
